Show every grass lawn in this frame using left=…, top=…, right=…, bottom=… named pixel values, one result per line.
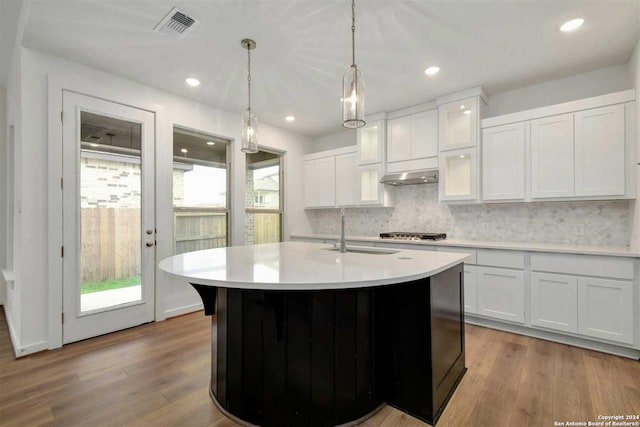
left=81, top=275, right=141, bottom=294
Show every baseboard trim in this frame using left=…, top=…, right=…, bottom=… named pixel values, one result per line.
left=2, top=309, right=46, bottom=358
left=465, top=315, right=640, bottom=360
left=165, top=302, right=204, bottom=319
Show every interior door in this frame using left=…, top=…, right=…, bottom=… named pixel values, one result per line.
left=62, top=91, right=155, bottom=344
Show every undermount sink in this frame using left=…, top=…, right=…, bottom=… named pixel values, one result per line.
left=324, top=245, right=399, bottom=255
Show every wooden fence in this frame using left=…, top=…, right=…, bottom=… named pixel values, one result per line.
left=81, top=208, right=280, bottom=283
left=81, top=208, right=141, bottom=283
left=174, top=211, right=228, bottom=255
left=251, top=213, right=281, bottom=244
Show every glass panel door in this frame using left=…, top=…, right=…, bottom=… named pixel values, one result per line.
left=62, top=91, right=155, bottom=344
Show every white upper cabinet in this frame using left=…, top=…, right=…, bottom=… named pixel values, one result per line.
left=335, top=152, right=359, bottom=207
left=482, top=122, right=526, bottom=201
left=530, top=113, right=575, bottom=199
left=304, top=146, right=391, bottom=208
left=483, top=90, right=635, bottom=202
left=386, top=109, right=438, bottom=174
left=411, top=110, right=438, bottom=159
left=304, top=156, right=336, bottom=208
left=574, top=104, right=626, bottom=197
left=439, top=97, right=478, bottom=151
left=387, top=116, right=412, bottom=163
left=357, top=120, right=384, bottom=165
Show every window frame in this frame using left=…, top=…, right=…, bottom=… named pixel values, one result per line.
left=245, top=146, right=285, bottom=243
left=172, top=125, right=232, bottom=253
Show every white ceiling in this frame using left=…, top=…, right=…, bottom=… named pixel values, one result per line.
left=22, top=0, right=639, bottom=137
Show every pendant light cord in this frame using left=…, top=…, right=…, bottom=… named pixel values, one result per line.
left=351, top=0, right=356, bottom=66
left=247, top=45, right=252, bottom=111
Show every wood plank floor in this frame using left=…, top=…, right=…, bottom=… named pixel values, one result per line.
left=1, top=307, right=639, bottom=427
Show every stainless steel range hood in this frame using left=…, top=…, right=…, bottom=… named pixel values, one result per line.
left=380, top=170, right=438, bottom=186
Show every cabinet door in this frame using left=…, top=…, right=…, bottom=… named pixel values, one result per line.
left=411, top=110, right=438, bottom=159
left=335, top=152, right=359, bottom=206
left=575, top=104, right=626, bottom=197
left=530, top=272, right=578, bottom=333
left=578, top=277, right=634, bottom=345
left=357, top=120, right=384, bottom=165
left=304, top=157, right=335, bottom=207
left=387, top=116, right=412, bottom=163
left=530, top=114, right=574, bottom=198
left=439, top=97, right=478, bottom=151
left=359, top=164, right=382, bottom=204
left=463, top=265, right=478, bottom=314
left=482, top=123, right=525, bottom=201
left=477, top=267, right=524, bottom=323
left=439, top=148, right=477, bottom=201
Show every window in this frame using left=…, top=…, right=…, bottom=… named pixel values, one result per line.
left=173, top=127, right=230, bottom=254
left=245, top=149, right=284, bottom=244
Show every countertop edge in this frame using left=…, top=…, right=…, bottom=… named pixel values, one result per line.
left=290, top=234, right=640, bottom=258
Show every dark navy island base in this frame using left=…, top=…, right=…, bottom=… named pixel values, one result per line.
left=190, top=263, right=466, bottom=427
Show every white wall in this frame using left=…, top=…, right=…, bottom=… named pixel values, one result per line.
left=4, top=46, right=23, bottom=352
left=310, top=129, right=355, bottom=153
left=629, top=39, right=640, bottom=250
left=11, top=47, right=312, bottom=353
left=0, top=87, right=6, bottom=305
left=487, top=64, right=632, bottom=117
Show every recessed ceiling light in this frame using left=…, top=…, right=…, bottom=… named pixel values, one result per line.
left=285, top=115, right=296, bottom=122
left=560, top=18, right=584, bottom=32
left=185, top=77, right=200, bottom=87
left=206, top=141, right=215, bottom=146
left=460, top=105, right=465, bottom=110
left=459, top=154, right=466, bottom=159
left=424, top=66, right=440, bottom=76
left=463, top=110, right=471, bottom=115
left=180, top=148, right=188, bottom=153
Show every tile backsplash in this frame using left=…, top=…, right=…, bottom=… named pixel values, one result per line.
left=304, top=184, right=632, bottom=247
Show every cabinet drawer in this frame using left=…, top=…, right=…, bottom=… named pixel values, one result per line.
left=386, top=157, right=438, bottom=173
left=531, top=254, right=634, bottom=280
left=436, top=247, right=476, bottom=264
left=477, top=250, right=524, bottom=269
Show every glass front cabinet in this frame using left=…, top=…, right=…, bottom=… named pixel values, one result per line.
left=438, top=97, right=479, bottom=151
left=439, top=148, right=478, bottom=202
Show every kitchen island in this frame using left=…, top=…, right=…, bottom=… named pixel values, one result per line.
left=159, top=241, right=469, bottom=427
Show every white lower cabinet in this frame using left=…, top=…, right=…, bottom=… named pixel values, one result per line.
left=463, top=266, right=478, bottom=314
left=530, top=272, right=578, bottom=333
left=477, top=267, right=525, bottom=323
left=578, top=277, right=634, bottom=345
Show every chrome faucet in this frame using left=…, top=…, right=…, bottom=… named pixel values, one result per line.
left=339, top=207, right=346, bottom=253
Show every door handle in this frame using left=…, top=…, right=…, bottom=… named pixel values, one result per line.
left=146, top=242, right=155, bottom=247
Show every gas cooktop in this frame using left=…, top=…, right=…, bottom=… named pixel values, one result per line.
left=379, top=232, right=447, bottom=241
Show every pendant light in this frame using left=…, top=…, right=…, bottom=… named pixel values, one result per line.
left=241, top=38, right=259, bottom=153
left=342, top=0, right=365, bottom=128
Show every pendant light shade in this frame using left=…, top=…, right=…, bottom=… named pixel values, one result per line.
left=342, top=0, right=365, bottom=129
left=242, top=107, right=258, bottom=153
left=241, top=38, right=259, bottom=153
left=342, top=64, right=365, bottom=128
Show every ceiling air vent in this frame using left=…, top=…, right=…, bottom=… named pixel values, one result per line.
left=154, top=7, right=200, bottom=40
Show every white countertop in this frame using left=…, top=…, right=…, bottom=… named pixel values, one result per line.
left=290, top=234, right=640, bottom=258
left=158, top=241, right=469, bottom=290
